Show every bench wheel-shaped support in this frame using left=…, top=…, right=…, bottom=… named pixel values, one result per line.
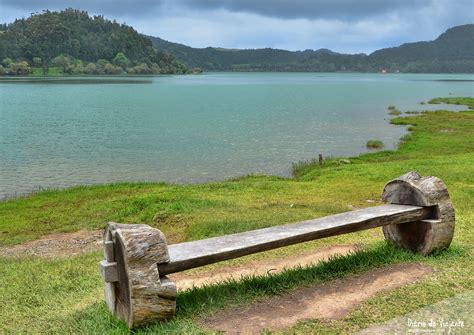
left=382, top=171, right=455, bottom=255
left=99, top=223, right=176, bottom=328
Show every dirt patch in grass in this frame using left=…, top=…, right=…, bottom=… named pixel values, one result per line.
left=0, top=230, right=103, bottom=258
left=171, top=244, right=361, bottom=290
left=202, top=263, right=433, bottom=334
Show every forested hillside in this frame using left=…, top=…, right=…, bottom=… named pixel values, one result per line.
left=369, top=24, right=474, bottom=72
left=0, top=8, right=471, bottom=75
left=0, top=9, right=191, bottom=75
left=150, top=24, right=474, bottom=73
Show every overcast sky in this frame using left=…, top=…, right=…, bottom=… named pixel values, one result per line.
left=0, top=0, right=473, bottom=54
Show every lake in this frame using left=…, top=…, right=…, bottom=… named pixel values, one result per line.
left=1, top=72, right=473, bottom=199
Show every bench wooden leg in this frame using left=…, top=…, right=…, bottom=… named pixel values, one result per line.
left=99, top=222, right=176, bottom=328
left=381, top=171, right=455, bottom=255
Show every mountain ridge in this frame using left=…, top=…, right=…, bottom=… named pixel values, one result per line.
left=149, top=24, right=474, bottom=73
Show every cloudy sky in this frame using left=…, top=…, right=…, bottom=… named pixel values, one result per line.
left=0, top=0, right=472, bottom=54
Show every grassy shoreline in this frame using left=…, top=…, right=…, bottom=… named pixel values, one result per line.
left=0, top=97, right=473, bottom=333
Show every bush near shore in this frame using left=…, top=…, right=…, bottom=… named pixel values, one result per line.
left=366, top=140, right=385, bottom=149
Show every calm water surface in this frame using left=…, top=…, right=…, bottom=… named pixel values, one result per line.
left=1, top=73, right=473, bottom=199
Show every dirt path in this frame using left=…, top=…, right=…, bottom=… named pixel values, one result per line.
left=0, top=230, right=103, bottom=258
left=202, top=263, right=433, bottom=334
left=170, top=244, right=361, bottom=290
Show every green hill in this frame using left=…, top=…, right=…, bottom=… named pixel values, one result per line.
left=0, top=9, right=190, bottom=75
left=1, top=9, right=471, bottom=75
left=149, top=24, right=474, bottom=73
left=369, top=24, right=474, bottom=72
left=148, top=36, right=365, bottom=72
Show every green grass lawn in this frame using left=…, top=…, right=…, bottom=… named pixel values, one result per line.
left=31, top=67, right=64, bottom=76
left=0, top=97, right=473, bottom=333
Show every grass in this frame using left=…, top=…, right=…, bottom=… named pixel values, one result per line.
left=428, top=97, right=474, bottom=108
left=388, top=110, right=402, bottom=115
left=366, top=139, right=384, bottom=149
left=0, top=97, right=473, bottom=334
left=31, top=67, right=63, bottom=76
left=388, top=105, right=402, bottom=115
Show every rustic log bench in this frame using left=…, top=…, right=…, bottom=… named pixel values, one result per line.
left=99, top=172, right=455, bottom=327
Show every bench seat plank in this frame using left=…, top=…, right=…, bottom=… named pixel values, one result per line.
left=159, top=204, right=431, bottom=275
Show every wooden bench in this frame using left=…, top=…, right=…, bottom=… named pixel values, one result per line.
left=99, top=172, right=455, bottom=327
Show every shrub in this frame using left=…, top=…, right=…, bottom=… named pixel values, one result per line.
left=2, top=57, right=13, bottom=67
left=127, top=63, right=151, bottom=74
left=366, top=140, right=384, bottom=149
left=32, top=57, right=42, bottom=67
left=150, top=63, right=162, bottom=74
left=95, top=59, right=109, bottom=73
left=387, top=105, right=397, bottom=110
left=104, top=63, right=123, bottom=74
left=9, top=61, right=31, bottom=75
left=53, top=54, right=71, bottom=73
left=388, top=109, right=402, bottom=115
left=84, top=63, right=97, bottom=74
left=112, top=52, right=130, bottom=69
left=66, top=61, right=85, bottom=74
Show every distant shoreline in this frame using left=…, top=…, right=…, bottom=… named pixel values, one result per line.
left=2, top=71, right=474, bottom=78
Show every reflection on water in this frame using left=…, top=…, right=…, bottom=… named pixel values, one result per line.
left=0, top=76, right=153, bottom=84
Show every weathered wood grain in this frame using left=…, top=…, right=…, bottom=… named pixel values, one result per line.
left=104, top=241, right=114, bottom=262
left=159, top=204, right=431, bottom=275
left=382, top=171, right=455, bottom=255
left=102, top=226, right=117, bottom=314
left=102, top=223, right=177, bottom=328
left=99, top=260, right=118, bottom=282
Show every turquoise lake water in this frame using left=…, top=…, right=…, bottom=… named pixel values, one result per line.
left=1, top=72, right=473, bottom=199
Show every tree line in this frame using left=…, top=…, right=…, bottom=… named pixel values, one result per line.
left=0, top=9, right=197, bottom=75
left=150, top=24, right=474, bottom=73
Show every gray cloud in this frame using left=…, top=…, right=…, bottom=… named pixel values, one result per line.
left=0, top=0, right=472, bottom=53
left=183, top=0, right=433, bottom=20
left=0, top=0, right=439, bottom=20
left=0, top=0, right=165, bottom=17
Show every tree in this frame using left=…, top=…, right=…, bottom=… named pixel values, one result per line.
left=53, top=54, right=71, bottom=73
left=69, top=59, right=84, bottom=74
left=26, top=11, right=68, bottom=74
left=84, top=62, right=97, bottom=74
left=112, top=52, right=129, bottom=69
left=0, top=64, right=5, bottom=75
left=104, top=63, right=122, bottom=74
left=32, top=57, right=42, bottom=67
left=96, top=59, right=109, bottom=73
left=0, top=9, right=188, bottom=75
left=127, top=63, right=150, bottom=74
left=9, top=61, right=31, bottom=75
left=2, top=57, right=12, bottom=67
left=150, top=63, right=161, bottom=74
